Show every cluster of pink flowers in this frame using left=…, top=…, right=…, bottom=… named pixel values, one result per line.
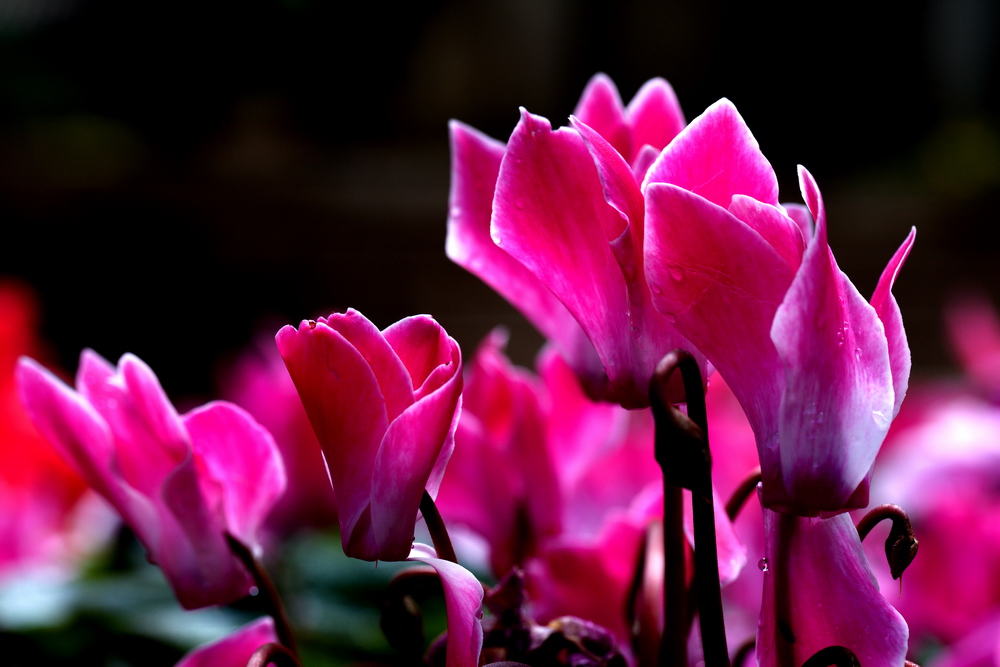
left=14, top=71, right=998, bottom=667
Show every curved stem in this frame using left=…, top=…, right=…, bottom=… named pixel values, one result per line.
left=246, top=642, right=300, bottom=667
left=725, top=467, right=762, bottom=521
left=227, top=535, right=298, bottom=659
left=855, top=504, right=918, bottom=580
left=420, top=490, right=457, bottom=564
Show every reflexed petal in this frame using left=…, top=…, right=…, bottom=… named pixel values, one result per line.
left=409, top=544, right=485, bottom=667
left=642, top=99, right=779, bottom=210
left=175, top=617, right=278, bottom=667
left=870, top=227, right=916, bottom=419
left=757, top=510, right=908, bottom=667
left=445, top=121, right=601, bottom=386
left=572, top=73, right=631, bottom=160
left=183, top=401, right=286, bottom=550
left=626, top=77, right=685, bottom=157
left=771, top=170, right=893, bottom=512
left=492, top=110, right=632, bottom=395
left=645, top=183, right=791, bottom=441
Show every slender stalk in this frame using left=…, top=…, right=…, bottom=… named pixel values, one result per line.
left=420, top=489, right=457, bottom=563
left=227, top=535, right=298, bottom=658
left=246, top=643, right=300, bottom=667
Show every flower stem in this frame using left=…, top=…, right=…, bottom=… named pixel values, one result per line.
left=855, top=504, right=918, bottom=580
left=649, top=350, right=729, bottom=667
left=420, top=490, right=458, bottom=564
left=725, top=467, right=762, bottom=521
left=227, top=535, right=298, bottom=659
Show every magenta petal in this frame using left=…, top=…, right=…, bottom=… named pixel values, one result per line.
left=870, top=227, right=916, bottom=419
left=771, top=170, right=893, bottom=512
left=408, top=544, right=484, bottom=667
left=382, top=315, right=456, bottom=400
left=175, top=617, right=279, bottom=667
left=727, top=195, right=806, bottom=274
left=572, top=73, right=631, bottom=160
left=625, top=77, right=685, bottom=156
left=276, top=320, right=390, bottom=549
left=16, top=357, right=118, bottom=501
left=182, top=401, right=286, bottom=550
left=445, top=121, right=601, bottom=387
left=645, top=183, right=792, bottom=440
left=321, top=309, right=413, bottom=421
left=371, top=367, right=462, bottom=561
left=757, top=510, right=908, bottom=667
left=492, top=110, right=632, bottom=395
left=642, top=99, right=779, bottom=210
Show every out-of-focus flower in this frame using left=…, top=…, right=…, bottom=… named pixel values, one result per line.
left=0, top=281, right=106, bottom=577
left=447, top=73, right=707, bottom=409
left=16, top=351, right=286, bottom=609
left=946, top=292, right=1000, bottom=400
left=437, top=333, right=746, bottom=644
left=646, top=164, right=915, bottom=515
left=220, top=332, right=337, bottom=538
left=929, top=615, right=1000, bottom=667
left=277, top=309, right=463, bottom=562
left=175, top=617, right=278, bottom=667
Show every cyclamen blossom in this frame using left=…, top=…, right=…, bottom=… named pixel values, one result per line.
left=645, top=153, right=914, bottom=514
left=16, top=351, right=285, bottom=609
left=447, top=73, right=707, bottom=408
left=277, top=310, right=463, bottom=562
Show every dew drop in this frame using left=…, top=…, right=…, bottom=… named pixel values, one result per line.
left=651, top=285, right=663, bottom=295
left=668, top=266, right=685, bottom=281
left=758, top=558, right=769, bottom=572
left=854, top=347, right=862, bottom=361
left=249, top=585, right=260, bottom=596
left=514, top=199, right=525, bottom=210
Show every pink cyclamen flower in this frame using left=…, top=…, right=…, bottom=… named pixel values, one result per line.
left=175, top=617, right=279, bottom=667
left=276, top=309, right=463, bottom=562
left=645, top=156, right=914, bottom=514
left=16, top=351, right=286, bottom=609
left=447, top=73, right=707, bottom=408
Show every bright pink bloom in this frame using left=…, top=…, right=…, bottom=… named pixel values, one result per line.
left=447, top=73, right=706, bottom=408
left=0, top=283, right=105, bottom=577
left=221, top=333, right=337, bottom=538
left=16, top=351, right=285, bottom=609
left=175, top=617, right=278, bottom=667
left=946, top=293, right=1000, bottom=400
left=646, top=157, right=915, bottom=514
left=276, top=310, right=463, bottom=562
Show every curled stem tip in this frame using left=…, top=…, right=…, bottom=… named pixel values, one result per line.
left=801, top=646, right=861, bottom=667
left=855, top=504, right=918, bottom=580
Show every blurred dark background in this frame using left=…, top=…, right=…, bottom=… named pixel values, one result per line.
left=1, top=0, right=997, bottom=396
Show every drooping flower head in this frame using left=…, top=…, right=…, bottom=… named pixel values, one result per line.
left=16, top=351, right=286, bottom=609
left=277, top=309, right=463, bottom=562
left=447, top=73, right=708, bottom=408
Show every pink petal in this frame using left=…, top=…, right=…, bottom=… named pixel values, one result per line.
left=175, top=617, right=279, bottom=667
left=370, top=360, right=462, bottom=561
left=276, top=320, right=390, bottom=551
left=382, top=315, right=457, bottom=400
left=572, top=73, right=631, bottom=160
left=408, top=544, right=485, bottom=667
left=770, top=169, right=893, bottom=512
left=491, top=110, right=633, bottom=399
left=756, top=510, right=908, bottom=667
left=870, top=227, right=916, bottom=419
left=77, top=351, right=188, bottom=496
left=182, top=401, right=286, bottom=551
left=320, top=309, right=413, bottom=422
left=445, top=121, right=602, bottom=389
left=641, top=99, right=779, bottom=210
left=625, top=77, right=686, bottom=157
left=645, top=183, right=792, bottom=442
left=783, top=202, right=814, bottom=240
left=16, top=357, right=118, bottom=501
left=727, top=195, right=806, bottom=274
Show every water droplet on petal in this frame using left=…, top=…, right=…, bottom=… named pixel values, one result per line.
left=514, top=199, right=524, bottom=210
left=854, top=347, right=862, bottom=361
left=758, top=558, right=769, bottom=572
left=668, top=265, right=685, bottom=281
left=651, top=285, right=662, bottom=295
